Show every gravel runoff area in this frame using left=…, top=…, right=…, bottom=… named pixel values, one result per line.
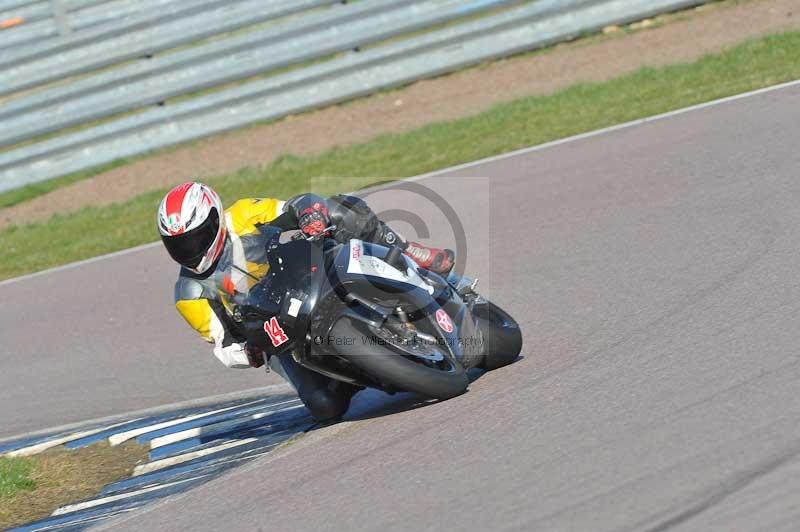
left=1, top=0, right=798, bottom=229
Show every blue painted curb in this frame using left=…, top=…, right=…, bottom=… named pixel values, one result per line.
left=3, top=392, right=311, bottom=532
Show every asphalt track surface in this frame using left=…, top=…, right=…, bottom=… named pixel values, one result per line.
left=0, top=247, right=286, bottom=438
left=4, top=81, right=800, bottom=530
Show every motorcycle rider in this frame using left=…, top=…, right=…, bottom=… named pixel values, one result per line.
left=157, top=181, right=455, bottom=421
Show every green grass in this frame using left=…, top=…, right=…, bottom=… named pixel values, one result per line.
left=0, top=443, right=147, bottom=530
left=0, top=458, right=36, bottom=498
left=1, top=31, right=799, bottom=280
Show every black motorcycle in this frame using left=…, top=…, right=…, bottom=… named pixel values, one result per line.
left=235, top=227, right=522, bottom=400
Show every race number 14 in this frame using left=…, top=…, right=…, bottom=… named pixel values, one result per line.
left=264, top=317, right=289, bottom=347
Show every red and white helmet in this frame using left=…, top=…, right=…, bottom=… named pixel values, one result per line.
left=157, top=182, right=226, bottom=274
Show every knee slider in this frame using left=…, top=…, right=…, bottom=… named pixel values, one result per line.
left=305, top=388, right=351, bottom=421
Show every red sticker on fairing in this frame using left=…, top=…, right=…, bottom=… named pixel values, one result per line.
left=264, top=317, right=289, bottom=347
left=435, top=309, right=454, bottom=333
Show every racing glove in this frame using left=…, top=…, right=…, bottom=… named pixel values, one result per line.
left=298, top=202, right=330, bottom=236
left=286, top=194, right=331, bottom=236
left=213, top=342, right=251, bottom=369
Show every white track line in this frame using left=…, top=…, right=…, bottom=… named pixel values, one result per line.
left=1, top=79, right=797, bottom=289
left=4, top=419, right=140, bottom=458
left=107, top=399, right=264, bottom=446
left=149, top=400, right=303, bottom=449
left=51, top=475, right=207, bottom=516
left=0, top=241, right=161, bottom=288
left=399, top=78, right=800, bottom=182
left=133, top=438, right=258, bottom=476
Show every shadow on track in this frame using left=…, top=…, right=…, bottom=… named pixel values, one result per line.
left=315, top=356, right=524, bottom=425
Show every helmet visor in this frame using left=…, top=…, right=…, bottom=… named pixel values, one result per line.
left=162, top=208, right=220, bottom=269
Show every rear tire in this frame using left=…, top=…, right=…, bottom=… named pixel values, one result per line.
left=329, top=318, right=469, bottom=400
left=474, top=301, right=522, bottom=371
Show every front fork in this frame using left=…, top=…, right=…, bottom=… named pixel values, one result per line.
left=446, top=271, right=479, bottom=297
left=440, top=273, right=486, bottom=369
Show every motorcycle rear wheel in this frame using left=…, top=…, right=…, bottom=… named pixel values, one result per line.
left=329, top=318, right=469, bottom=400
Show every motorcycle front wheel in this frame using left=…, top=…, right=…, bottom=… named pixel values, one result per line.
left=473, top=300, right=523, bottom=371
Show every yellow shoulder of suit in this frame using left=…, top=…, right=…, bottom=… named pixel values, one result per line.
left=225, top=198, right=283, bottom=236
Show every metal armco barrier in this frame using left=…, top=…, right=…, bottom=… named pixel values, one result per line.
left=0, top=0, right=709, bottom=193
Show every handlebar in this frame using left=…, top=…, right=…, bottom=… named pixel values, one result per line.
left=291, top=225, right=337, bottom=242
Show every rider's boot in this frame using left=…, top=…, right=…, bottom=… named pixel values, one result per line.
left=325, top=195, right=456, bottom=275
left=375, top=221, right=455, bottom=275
left=372, top=220, right=455, bottom=275
left=403, top=241, right=455, bottom=275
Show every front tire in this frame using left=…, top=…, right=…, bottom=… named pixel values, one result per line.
left=473, top=301, right=522, bottom=371
left=329, top=318, right=469, bottom=400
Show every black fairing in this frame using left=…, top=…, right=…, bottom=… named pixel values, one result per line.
left=326, top=241, right=478, bottom=365
left=239, top=236, right=484, bottom=384
left=327, top=241, right=438, bottom=299
left=238, top=237, right=326, bottom=359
